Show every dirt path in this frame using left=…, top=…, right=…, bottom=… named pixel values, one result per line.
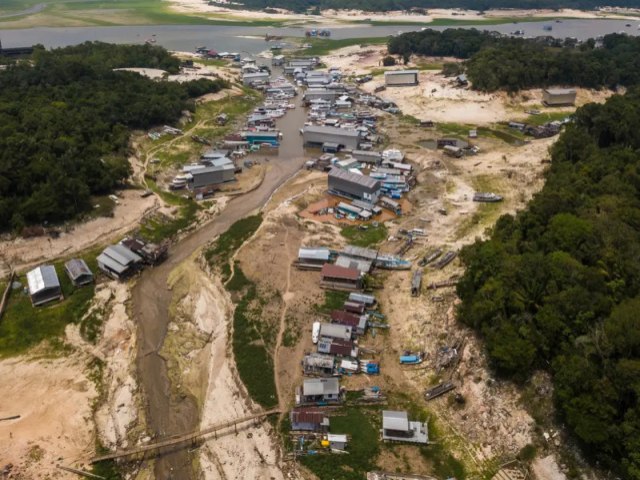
left=133, top=98, right=307, bottom=479
left=273, top=229, right=293, bottom=418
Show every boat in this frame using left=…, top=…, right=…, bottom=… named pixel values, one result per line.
left=312, top=321, right=320, bottom=344
left=512, top=29, right=524, bottom=35
left=543, top=24, right=552, bottom=31
left=419, top=249, right=443, bottom=267
left=473, top=192, right=503, bottom=203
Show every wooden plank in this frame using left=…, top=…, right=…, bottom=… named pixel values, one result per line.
left=57, top=465, right=105, bottom=479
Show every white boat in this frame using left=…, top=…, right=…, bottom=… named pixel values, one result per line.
left=312, top=322, right=320, bottom=344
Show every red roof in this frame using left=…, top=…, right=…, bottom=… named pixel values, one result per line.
left=331, top=310, right=360, bottom=327
left=290, top=408, right=328, bottom=425
left=343, top=301, right=366, bottom=313
left=321, top=263, right=360, bottom=281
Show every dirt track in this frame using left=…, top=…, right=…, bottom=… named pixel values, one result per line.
left=132, top=97, right=307, bottom=479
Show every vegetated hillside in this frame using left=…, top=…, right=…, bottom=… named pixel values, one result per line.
left=0, top=42, right=227, bottom=231
left=388, top=29, right=640, bottom=91
left=229, top=0, right=640, bottom=12
left=456, top=89, right=640, bottom=479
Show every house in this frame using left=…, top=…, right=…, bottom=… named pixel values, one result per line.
left=342, top=245, right=378, bottom=262
left=320, top=263, right=362, bottom=291
left=272, top=54, right=285, bottom=66
left=542, top=88, right=576, bottom=106
left=303, top=353, right=336, bottom=376
left=303, top=88, right=341, bottom=104
left=381, top=410, right=428, bottom=444
left=349, top=292, right=376, bottom=306
left=297, top=247, right=331, bottom=270
left=330, top=310, right=367, bottom=335
left=319, top=322, right=353, bottom=342
left=290, top=408, right=330, bottom=431
left=303, top=125, right=361, bottom=150
left=317, top=338, right=359, bottom=357
left=443, top=145, right=463, bottom=158
left=384, top=70, right=419, bottom=86
left=327, top=433, right=348, bottom=451
left=334, top=255, right=373, bottom=274
left=64, top=259, right=93, bottom=286
left=120, top=237, right=168, bottom=265
left=328, top=168, right=381, bottom=203
left=26, top=265, right=62, bottom=306
left=97, top=244, right=143, bottom=279
left=242, top=130, right=280, bottom=146
left=242, top=71, right=270, bottom=86
left=298, top=377, right=342, bottom=405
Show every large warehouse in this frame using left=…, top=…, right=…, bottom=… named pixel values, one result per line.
left=384, top=70, right=419, bottom=86
left=190, top=164, right=235, bottom=189
left=302, top=125, right=361, bottom=150
left=328, top=167, right=381, bottom=203
left=542, top=88, right=577, bottom=106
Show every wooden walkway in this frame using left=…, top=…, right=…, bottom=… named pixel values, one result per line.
left=90, top=408, right=280, bottom=463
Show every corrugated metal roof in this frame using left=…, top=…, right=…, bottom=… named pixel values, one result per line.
left=385, top=70, right=419, bottom=76
left=111, top=244, right=142, bottom=264
left=328, top=434, right=347, bottom=443
left=334, top=255, right=372, bottom=273
left=383, top=410, right=409, bottom=431
left=321, top=263, right=360, bottom=281
left=304, top=353, right=335, bottom=368
left=64, top=259, right=92, bottom=280
left=342, top=245, right=378, bottom=261
left=319, top=322, right=352, bottom=340
left=26, top=265, right=60, bottom=294
left=303, top=377, right=339, bottom=396
left=348, top=292, right=376, bottom=305
left=290, top=408, right=328, bottom=425
left=304, top=125, right=360, bottom=138
left=544, top=88, right=576, bottom=95
left=298, top=247, right=331, bottom=262
left=328, top=168, right=380, bottom=190
left=97, top=253, right=128, bottom=274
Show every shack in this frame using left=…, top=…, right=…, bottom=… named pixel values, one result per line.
left=297, top=247, right=331, bottom=270
left=384, top=70, right=419, bottom=86
left=330, top=310, right=367, bottom=335
left=542, top=88, right=577, bottom=106
left=320, top=263, right=362, bottom=291
left=303, top=125, right=361, bottom=150
left=328, top=168, right=381, bottom=203
left=290, top=408, right=330, bottom=431
left=97, top=244, right=142, bottom=279
left=303, top=353, right=336, bottom=376
left=381, top=410, right=428, bottom=444
left=64, top=259, right=93, bottom=286
left=327, top=433, right=348, bottom=451
left=317, top=338, right=359, bottom=358
left=298, top=378, right=342, bottom=405
left=272, top=54, right=285, bottom=66
left=319, top=322, right=353, bottom=341
left=334, top=255, right=373, bottom=274
left=352, top=150, right=382, bottom=165
left=26, top=265, right=62, bottom=306
left=242, top=71, right=270, bottom=86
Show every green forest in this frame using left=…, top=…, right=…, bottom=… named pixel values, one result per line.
left=0, top=42, right=227, bottom=230
left=388, top=29, right=640, bottom=91
left=457, top=89, right=640, bottom=478
left=231, top=0, right=640, bottom=13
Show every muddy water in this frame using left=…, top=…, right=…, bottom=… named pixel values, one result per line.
left=133, top=83, right=307, bottom=479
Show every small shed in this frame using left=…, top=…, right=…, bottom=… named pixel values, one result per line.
left=319, top=322, right=353, bottom=342
left=320, top=264, right=362, bottom=291
left=64, top=259, right=93, bottom=286
left=26, top=265, right=62, bottom=306
left=327, top=433, right=348, bottom=451
left=290, top=408, right=330, bottom=431
left=543, top=88, right=577, bottom=106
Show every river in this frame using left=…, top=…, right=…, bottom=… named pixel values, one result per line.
left=0, top=18, right=638, bottom=52
left=132, top=76, right=306, bottom=478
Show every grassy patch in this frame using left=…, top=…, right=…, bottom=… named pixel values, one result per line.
left=314, top=290, right=349, bottom=314
left=297, top=37, right=388, bottom=56
left=522, top=110, right=573, bottom=126
left=437, top=122, right=473, bottom=137
left=415, top=60, right=444, bottom=70
left=426, top=16, right=573, bottom=27
left=340, top=223, right=388, bottom=247
left=231, top=269, right=278, bottom=408
left=301, top=407, right=380, bottom=480
left=226, top=261, right=252, bottom=292
left=204, top=214, right=263, bottom=281
left=0, top=257, right=97, bottom=357
left=477, top=126, right=526, bottom=145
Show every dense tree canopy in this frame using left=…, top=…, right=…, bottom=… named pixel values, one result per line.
left=229, top=0, right=640, bottom=13
left=388, top=29, right=640, bottom=91
left=0, top=42, right=227, bottom=230
left=457, top=89, right=640, bottom=478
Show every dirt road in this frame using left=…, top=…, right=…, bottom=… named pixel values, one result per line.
left=132, top=96, right=307, bottom=479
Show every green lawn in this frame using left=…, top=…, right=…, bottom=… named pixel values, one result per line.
left=0, top=256, right=98, bottom=357
left=341, top=223, right=388, bottom=247
left=301, top=407, right=380, bottom=480
left=313, top=290, right=349, bottom=314
left=297, top=37, right=389, bottom=56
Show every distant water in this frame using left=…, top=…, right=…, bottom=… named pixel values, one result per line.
left=0, top=18, right=637, bottom=53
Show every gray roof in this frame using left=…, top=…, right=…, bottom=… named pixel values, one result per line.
left=111, top=244, right=142, bottom=264
left=385, top=70, right=419, bottom=76
left=382, top=410, right=409, bottom=431
left=243, top=72, right=269, bottom=78
left=348, top=292, right=376, bottom=305
left=328, top=168, right=380, bottom=190
left=298, top=247, right=331, bottom=262
left=304, top=353, right=335, bottom=369
left=64, top=259, right=92, bottom=281
left=335, top=255, right=372, bottom=273
left=97, top=253, right=128, bottom=274
left=191, top=164, right=235, bottom=176
left=544, top=88, right=576, bottom=95
left=342, top=245, right=378, bottom=261
left=303, top=377, right=340, bottom=396
left=26, top=265, right=60, bottom=294
left=304, top=125, right=360, bottom=138
left=319, top=322, right=352, bottom=340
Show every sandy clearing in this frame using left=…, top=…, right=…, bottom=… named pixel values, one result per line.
left=0, top=356, right=97, bottom=478
left=0, top=188, right=158, bottom=274
left=532, top=454, right=568, bottom=480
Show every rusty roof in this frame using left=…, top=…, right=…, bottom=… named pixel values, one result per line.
left=321, top=263, right=360, bottom=281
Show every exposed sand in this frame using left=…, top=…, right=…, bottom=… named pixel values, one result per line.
left=0, top=188, right=158, bottom=273
left=0, top=357, right=97, bottom=478
left=532, top=455, right=568, bottom=480
left=164, top=0, right=640, bottom=23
